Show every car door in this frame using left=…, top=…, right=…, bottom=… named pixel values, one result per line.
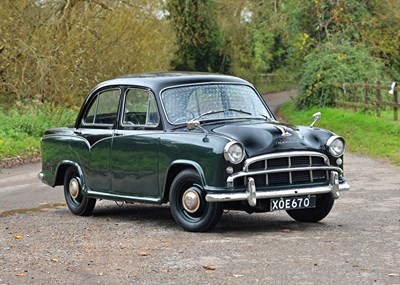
left=110, top=88, right=161, bottom=199
left=72, top=88, right=121, bottom=192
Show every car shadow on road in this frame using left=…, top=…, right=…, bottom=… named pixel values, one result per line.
left=86, top=202, right=332, bottom=234
left=215, top=211, right=332, bottom=234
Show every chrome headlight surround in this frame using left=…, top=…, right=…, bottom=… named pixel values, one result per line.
left=224, top=141, right=245, bottom=164
left=327, top=136, right=345, bottom=157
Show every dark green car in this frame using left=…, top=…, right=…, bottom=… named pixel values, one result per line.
left=39, top=72, right=350, bottom=232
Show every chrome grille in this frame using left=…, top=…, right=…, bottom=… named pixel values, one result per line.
left=239, top=151, right=331, bottom=188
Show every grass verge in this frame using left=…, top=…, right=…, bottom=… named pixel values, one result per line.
left=279, top=101, right=400, bottom=166
left=0, top=105, right=77, bottom=163
left=1, top=101, right=399, bottom=167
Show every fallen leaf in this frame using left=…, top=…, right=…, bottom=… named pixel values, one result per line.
left=15, top=234, right=23, bottom=240
left=15, top=273, right=28, bottom=277
left=138, top=251, right=149, bottom=256
left=352, top=265, right=368, bottom=271
left=203, top=264, right=216, bottom=271
left=51, top=258, right=59, bottom=263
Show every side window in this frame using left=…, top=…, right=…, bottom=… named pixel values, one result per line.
left=123, top=88, right=159, bottom=126
left=83, top=89, right=120, bottom=125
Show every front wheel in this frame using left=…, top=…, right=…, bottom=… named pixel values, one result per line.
left=286, top=194, right=334, bottom=222
left=64, top=166, right=96, bottom=216
left=169, top=169, right=223, bottom=232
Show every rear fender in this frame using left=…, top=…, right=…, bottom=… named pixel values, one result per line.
left=54, top=161, right=86, bottom=190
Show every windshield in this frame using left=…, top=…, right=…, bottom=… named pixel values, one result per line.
left=161, top=84, right=273, bottom=124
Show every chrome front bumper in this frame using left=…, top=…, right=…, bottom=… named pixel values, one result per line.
left=205, top=171, right=350, bottom=206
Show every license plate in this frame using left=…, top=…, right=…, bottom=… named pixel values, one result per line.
left=270, top=195, right=316, bottom=211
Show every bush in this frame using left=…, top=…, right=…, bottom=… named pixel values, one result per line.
left=296, top=41, right=387, bottom=109
left=0, top=105, right=77, bottom=159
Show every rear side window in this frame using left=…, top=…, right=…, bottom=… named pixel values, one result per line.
left=83, top=89, right=120, bottom=126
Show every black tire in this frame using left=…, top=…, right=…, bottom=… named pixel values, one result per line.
left=63, top=166, right=96, bottom=216
left=169, top=169, right=223, bottom=232
left=286, top=194, right=334, bottom=222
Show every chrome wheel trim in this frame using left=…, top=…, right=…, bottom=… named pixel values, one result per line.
left=182, top=188, right=201, bottom=213
left=69, top=178, right=80, bottom=199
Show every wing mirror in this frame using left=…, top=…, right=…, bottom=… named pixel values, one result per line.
left=187, top=120, right=209, bottom=142
left=310, top=112, right=321, bottom=128
left=186, top=120, right=201, bottom=130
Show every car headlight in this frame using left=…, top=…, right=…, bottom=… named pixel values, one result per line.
left=224, top=142, right=245, bottom=164
left=327, top=136, right=345, bottom=157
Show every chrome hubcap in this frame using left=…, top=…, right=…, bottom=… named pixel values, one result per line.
left=69, top=178, right=80, bottom=199
left=182, top=188, right=201, bottom=213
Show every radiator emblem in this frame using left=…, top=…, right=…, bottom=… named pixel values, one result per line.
left=276, top=126, right=292, bottom=137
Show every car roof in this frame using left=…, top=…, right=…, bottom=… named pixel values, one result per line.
left=93, top=72, right=252, bottom=93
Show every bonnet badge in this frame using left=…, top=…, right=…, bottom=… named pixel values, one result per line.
left=276, top=126, right=292, bottom=137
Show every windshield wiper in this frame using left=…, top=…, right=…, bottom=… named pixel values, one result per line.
left=190, top=110, right=225, bottom=121
left=258, top=114, right=277, bottom=122
left=228, top=108, right=252, bottom=115
left=191, top=108, right=253, bottom=122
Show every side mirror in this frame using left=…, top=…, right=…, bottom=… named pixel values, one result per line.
left=186, top=120, right=201, bottom=130
left=187, top=120, right=209, bottom=142
left=310, top=112, right=321, bottom=128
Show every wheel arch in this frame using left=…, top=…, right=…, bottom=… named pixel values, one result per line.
left=54, top=160, right=85, bottom=187
left=162, top=160, right=206, bottom=203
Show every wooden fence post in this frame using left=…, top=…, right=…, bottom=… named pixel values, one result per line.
left=364, top=84, right=369, bottom=114
left=354, top=85, right=358, bottom=112
left=394, top=87, right=398, bottom=121
left=376, top=81, right=381, bottom=117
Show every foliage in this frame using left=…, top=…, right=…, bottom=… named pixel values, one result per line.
left=0, top=0, right=175, bottom=109
left=216, top=0, right=289, bottom=84
left=285, top=0, right=375, bottom=66
left=280, top=101, right=400, bottom=165
left=296, top=40, right=387, bottom=109
left=285, top=0, right=400, bottom=97
left=1, top=0, right=400, bottom=162
left=166, top=0, right=229, bottom=73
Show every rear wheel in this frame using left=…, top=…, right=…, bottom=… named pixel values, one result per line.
left=286, top=194, right=334, bottom=222
left=63, top=166, right=96, bottom=216
left=169, top=169, right=223, bottom=232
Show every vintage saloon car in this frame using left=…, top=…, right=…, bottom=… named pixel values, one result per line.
left=39, top=72, right=350, bottom=232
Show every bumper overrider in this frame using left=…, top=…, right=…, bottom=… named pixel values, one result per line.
left=206, top=170, right=350, bottom=207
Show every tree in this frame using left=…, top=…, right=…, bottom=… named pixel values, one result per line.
left=215, top=0, right=289, bottom=84
left=0, top=0, right=176, bottom=108
left=296, top=40, right=386, bottom=108
left=166, top=0, right=230, bottom=73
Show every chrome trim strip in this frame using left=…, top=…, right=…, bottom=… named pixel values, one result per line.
left=243, top=151, right=330, bottom=171
left=86, top=190, right=161, bottom=203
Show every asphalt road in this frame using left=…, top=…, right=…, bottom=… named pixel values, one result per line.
left=1, top=90, right=399, bottom=284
